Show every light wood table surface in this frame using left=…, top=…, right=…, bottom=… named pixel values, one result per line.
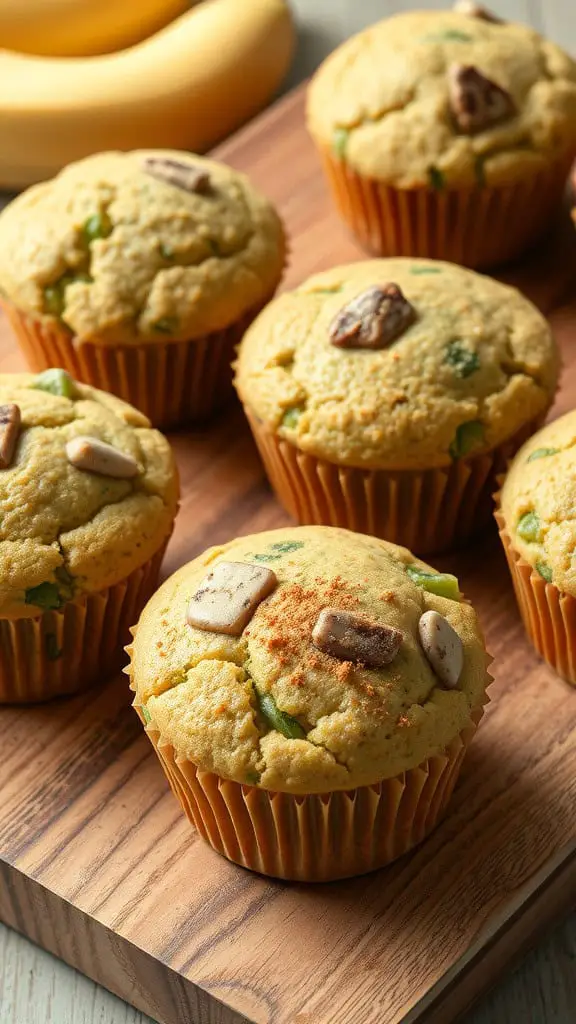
left=1, top=1, right=576, bottom=1021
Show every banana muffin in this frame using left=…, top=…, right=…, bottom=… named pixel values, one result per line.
left=307, top=5, right=576, bottom=267
left=128, top=525, right=490, bottom=880
left=497, top=411, right=576, bottom=684
left=235, top=258, right=558, bottom=553
left=0, top=150, right=286, bottom=427
left=0, top=369, right=178, bottom=701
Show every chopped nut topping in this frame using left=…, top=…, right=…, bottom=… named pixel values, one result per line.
left=452, top=0, right=503, bottom=21
left=65, top=436, right=139, bottom=478
left=418, top=610, right=463, bottom=689
left=448, top=64, right=515, bottom=133
left=187, top=561, right=277, bottom=636
left=329, top=284, right=416, bottom=350
left=0, top=404, right=20, bottom=469
left=141, top=157, right=210, bottom=194
left=312, top=608, right=402, bottom=667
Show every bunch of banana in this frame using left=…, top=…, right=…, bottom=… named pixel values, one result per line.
left=0, top=0, right=192, bottom=56
left=0, top=0, right=295, bottom=188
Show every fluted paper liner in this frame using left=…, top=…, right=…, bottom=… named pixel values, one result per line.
left=496, top=504, right=576, bottom=685
left=319, top=147, right=574, bottom=267
left=1, top=301, right=269, bottom=430
left=245, top=409, right=545, bottom=555
left=0, top=545, right=167, bottom=704
left=135, top=704, right=485, bottom=882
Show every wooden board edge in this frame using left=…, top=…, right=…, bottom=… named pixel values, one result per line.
left=212, top=82, right=307, bottom=160
left=403, top=840, right=576, bottom=1023
left=0, top=859, right=253, bottom=1024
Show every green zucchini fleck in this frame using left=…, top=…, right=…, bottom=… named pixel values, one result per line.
left=517, top=511, right=541, bottom=543
left=445, top=341, right=480, bottom=379
left=405, top=566, right=461, bottom=601
left=43, top=271, right=91, bottom=318
left=422, top=29, right=474, bottom=42
left=43, top=282, right=66, bottom=317
left=428, top=165, right=445, bottom=191
left=251, top=541, right=305, bottom=563
left=25, top=582, right=62, bottom=611
left=31, top=368, right=76, bottom=398
left=409, top=266, right=442, bottom=275
left=281, top=407, right=303, bottom=430
left=527, top=447, right=559, bottom=463
left=142, top=705, right=152, bottom=724
left=449, top=420, right=484, bottom=459
left=332, top=127, right=350, bottom=159
left=82, top=211, right=112, bottom=244
left=535, top=561, right=552, bottom=583
left=152, top=316, right=178, bottom=335
left=256, top=690, right=306, bottom=740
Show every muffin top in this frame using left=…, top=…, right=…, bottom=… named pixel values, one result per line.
left=234, top=259, right=557, bottom=471
left=500, top=411, right=576, bottom=596
left=129, top=525, right=488, bottom=794
left=0, top=150, right=285, bottom=345
left=0, top=370, right=178, bottom=619
left=306, top=8, right=576, bottom=188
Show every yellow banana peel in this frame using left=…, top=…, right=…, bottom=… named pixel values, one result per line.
left=0, top=0, right=295, bottom=189
left=0, top=0, right=191, bottom=57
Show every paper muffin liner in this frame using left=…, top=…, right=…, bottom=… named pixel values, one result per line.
left=318, top=147, right=574, bottom=268
left=0, top=544, right=167, bottom=704
left=135, top=703, right=485, bottom=882
left=1, top=300, right=270, bottom=430
left=244, top=409, right=546, bottom=555
left=496, top=504, right=576, bottom=685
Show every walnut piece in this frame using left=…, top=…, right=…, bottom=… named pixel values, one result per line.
left=66, top=436, right=139, bottom=479
left=329, top=284, right=416, bottom=350
left=312, top=608, right=403, bottom=667
left=452, top=0, right=503, bottom=23
left=418, top=610, right=463, bottom=689
left=141, top=157, right=211, bottom=194
left=187, top=561, right=277, bottom=636
left=448, top=64, right=515, bottom=133
left=0, top=404, right=21, bottom=469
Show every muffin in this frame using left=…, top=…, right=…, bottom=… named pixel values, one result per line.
left=0, top=150, right=286, bottom=428
left=235, top=258, right=558, bottom=554
left=0, top=369, right=178, bottom=702
left=127, top=525, right=490, bottom=881
left=307, top=6, right=576, bottom=268
left=496, top=411, right=576, bottom=684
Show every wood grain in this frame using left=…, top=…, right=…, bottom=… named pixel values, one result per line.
left=1, top=84, right=576, bottom=1024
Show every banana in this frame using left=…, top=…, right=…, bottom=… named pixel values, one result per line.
left=0, top=0, right=295, bottom=189
left=0, top=0, right=191, bottom=57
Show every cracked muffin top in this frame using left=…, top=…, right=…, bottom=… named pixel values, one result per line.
left=0, top=150, right=285, bottom=345
left=129, top=526, right=489, bottom=793
left=0, top=370, right=178, bottom=619
left=234, top=258, right=557, bottom=471
left=500, top=411, right=576, bottom=596
left=306, top=8, right=576, bottom=189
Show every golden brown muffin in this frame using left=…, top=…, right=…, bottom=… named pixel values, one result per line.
left=0, top=150, right=285, bottom=426
left=128, top=525, right=490, bottom=880
left=0, top=368, right=178, bottom=701
left=497, top=412, right=576, bottom=686
left=307, top=8, right=576, bottom=266
left=235, top=258, right=557, bottom=553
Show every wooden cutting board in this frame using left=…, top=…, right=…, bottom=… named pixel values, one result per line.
left=1, top=85, right=576, bottom=1024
